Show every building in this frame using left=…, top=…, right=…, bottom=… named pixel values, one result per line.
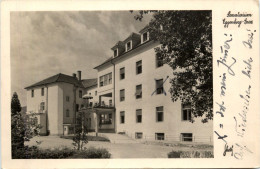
left=25, top=71, right=98, bottom=135
left=25, top=26, right=213, bottom=142
left=93, top=26, right=213, bottom=142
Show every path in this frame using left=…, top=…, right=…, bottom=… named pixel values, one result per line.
left=98, top=133, right=138, bottom=144
left=27, top=135, right=171, bottom=158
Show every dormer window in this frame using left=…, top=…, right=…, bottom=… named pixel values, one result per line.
left=126, top=41, right=132, bottom=51
left=143, top=32, right=149, bottom=43
left=114, top=49, right=118, bottom=57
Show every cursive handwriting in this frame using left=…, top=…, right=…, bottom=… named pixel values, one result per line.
left=241, top=57, right=253, bottom=79
left=217, top=34, right=236, bottom=76
left=234, top=143, right=253, bottom=160
left=220, top=73, right=227, bottom=96
left=223, top=143, right=234, bottom=156
left=242, top=29, right=256, bottom=49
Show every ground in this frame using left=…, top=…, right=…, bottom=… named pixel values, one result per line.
left=26, top=133, right=213, bottom=158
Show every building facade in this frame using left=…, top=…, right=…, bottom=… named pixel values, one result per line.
left=25, top=71, right=96, bottom=135
left=93, top=27, right=213, bottom=142
left=25, top=26, right=213, bottom=142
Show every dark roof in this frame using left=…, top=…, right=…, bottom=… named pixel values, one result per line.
left=139, top=25, right=149, bottom=34
left=94, top=39, right=154, bottom=69
left=94, top=56, right=113, bottom=69
left=81, top=78, right=97, bottom=89
left=25, top=73, right=84, bottom=89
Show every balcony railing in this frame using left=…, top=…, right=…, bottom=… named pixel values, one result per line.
left=93, top=101, right=114, bottom=109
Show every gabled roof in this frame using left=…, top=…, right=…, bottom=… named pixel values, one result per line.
left=93, top=56, right=113, bottom=69
left=81, top=78, right=97, bottom=89
left=94, top=39, right=154, bottom=69
left=25, top=73, right=84, bottom=89
left=123, top=32, right=141, bottom=43
left=139, top=25, right=149, bottom=34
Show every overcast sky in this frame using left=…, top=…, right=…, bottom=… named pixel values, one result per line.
left=11, top=11, right=151, bottom=106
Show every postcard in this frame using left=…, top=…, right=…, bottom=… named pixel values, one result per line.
left=1, top=0, right=259, bottom=168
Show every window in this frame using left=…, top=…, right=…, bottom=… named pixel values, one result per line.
left=114, top=49, right=118, bottom=57
left=182, top=103, right=192, bottom=121
left=89, top=92, right=91, bottom=95
left=156, top=79, right=164, bottom=94
left=99, top=73, right=112, bottom=87
left=108, top=73, right=112, bottom=84
left=136, top=60, right=142, bottom=74
left=109, top=99, right=112, bottom=107
left=66, top=109, right=70, bottom=117
left=104, top=74, right=108, bottom=86
left=31, top=90, right=34, bottom=97
left=79, top=90, right=82, bottom=98
left=181, top=133, right=193, bottom=142
left=66, top=96, right=70, bottom=102
left=100, top=76, right=104, bottom=87
left=120, top=111, right=125, bottom=124
left=95, top=91, right=97, bottom=96
left=40, top=102, right=45, bottom=111
left=135, top=85, right=142, bottom=99
left=156, top=106, right=164, bottom=122
left=41, top=88, right=44, bottom=96
left=120, top=89, right=125, bottom=102
left=120, top=67, right=125, bottom=80
left=143, top=32, right=148, bottom=42
left=135, top=132, right=143, bottom=139
left=126, top=41, right=131, bottom=51
left=100, top=113, right=112, bottom=125
left=155, top=133, right=165, bottom=140
left=156, top=54, right=163, bottom=67
left=136, top=109, right=142, bottom=123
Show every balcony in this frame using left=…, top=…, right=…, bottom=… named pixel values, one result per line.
left=93, top=101, right=114, bottom=109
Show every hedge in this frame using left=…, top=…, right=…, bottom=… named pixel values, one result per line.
left=12, top=146, right=111, bottom=159
left=168, top=150, right=214, bottom=158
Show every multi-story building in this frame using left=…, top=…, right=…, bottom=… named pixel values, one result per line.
left=25, top=26, right=213, bottom=142
left=25, top=71, right=98, bottom=135
left=93, top=26, right=213, bottom=142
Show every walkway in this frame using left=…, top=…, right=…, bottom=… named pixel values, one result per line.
left=98, top=133, right=137, bottom=144
left=27, top=135, right=213, bottom=158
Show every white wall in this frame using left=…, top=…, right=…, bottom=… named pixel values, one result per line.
left=112, top=41, right=213, bottom=142
left=26, top=86, right=47, bottom=113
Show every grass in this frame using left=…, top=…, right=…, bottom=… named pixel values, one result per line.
left=60, top=135, right=110, bottom=142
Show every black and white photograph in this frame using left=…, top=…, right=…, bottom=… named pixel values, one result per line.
left=10, top=10, right=214, bottom=159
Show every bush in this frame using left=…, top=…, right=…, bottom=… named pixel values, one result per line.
left=12, top=146, right=111, bottom=159
left=71, top=147, right=111, bottom=158
left=168, top=150, right=213, bottom=158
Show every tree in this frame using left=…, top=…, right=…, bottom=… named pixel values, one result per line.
left=72, top=111, right=88, bottom=150
left=11, top=92, right=41, bottom=157
left=11, top=92, right=25, bottom=150
left=132, top=11, right=212, bottom=122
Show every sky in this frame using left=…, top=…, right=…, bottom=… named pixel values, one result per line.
left=11, top=11, right=152, bottom=106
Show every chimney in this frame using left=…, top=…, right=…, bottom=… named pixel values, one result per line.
left=77, top=71, right=81, bottom=81
left=72, top=73, right=76, bottom=78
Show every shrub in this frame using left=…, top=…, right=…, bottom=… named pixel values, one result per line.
left=71, top=147, right=111, bottom=159
left=12, top=146, right=111, bottom=159
left=168, top=151, right=181, bottom=158
left=168, top=150, right=213, bottom=158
